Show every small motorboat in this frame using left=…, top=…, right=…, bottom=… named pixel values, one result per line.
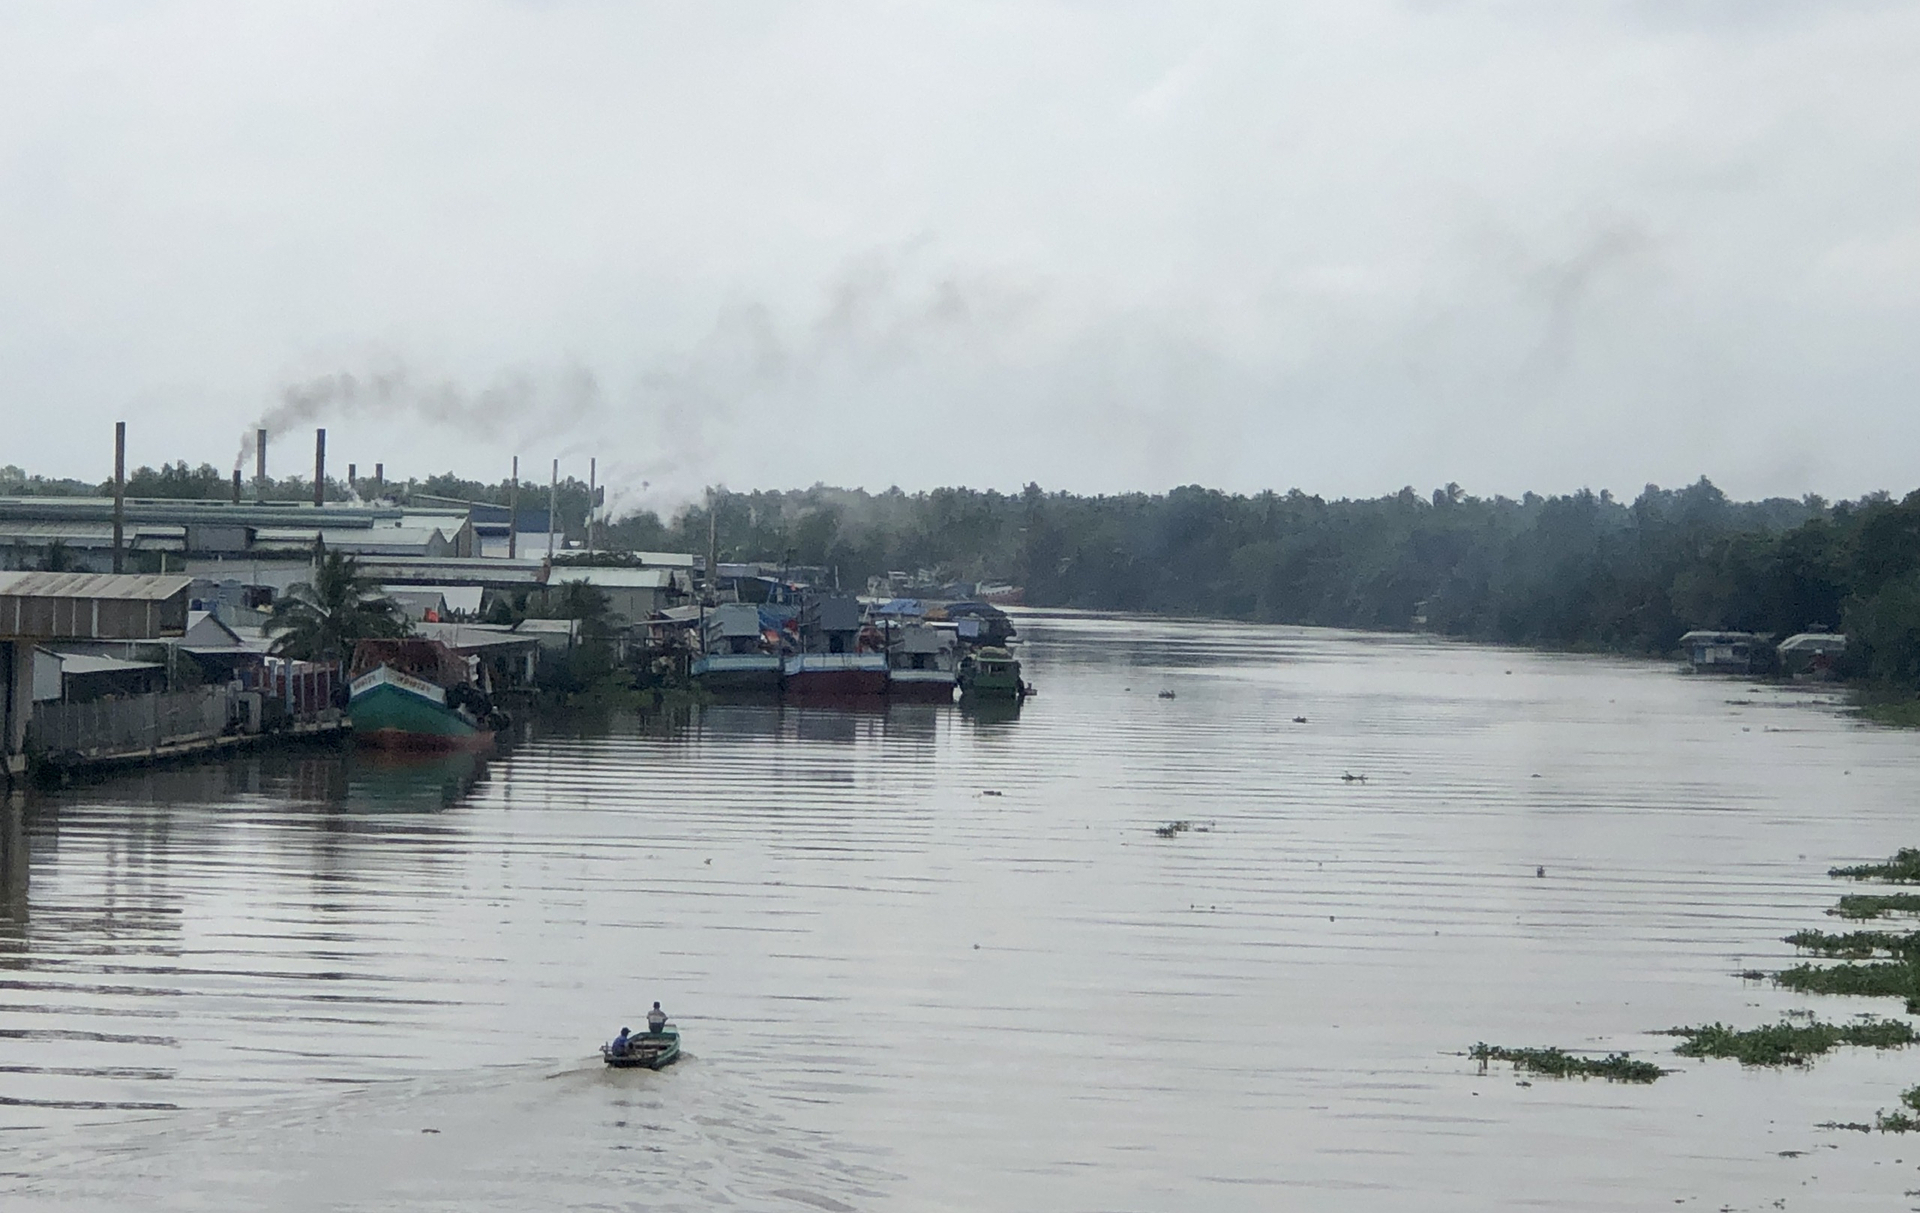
left=603, top=1027, right=680, bottom=1070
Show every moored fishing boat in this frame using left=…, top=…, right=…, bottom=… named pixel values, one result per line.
left=784, top=651, right=889, bottom=698
left=957, top=645, right=1028, bottom=699
left=886, top=621, right=959, bottom=701
left=692, top=603, right=783, bottom=694
left=348, top=638, right=504, bottom=749
left=784, top=594, right=888, bottom=699
left=602, top=1027, right=680, bottom=1069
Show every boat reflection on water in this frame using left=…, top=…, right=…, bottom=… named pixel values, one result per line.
left=341, top=745, right=491, bottom=812
left=958, top=695, right=1026, bottom=727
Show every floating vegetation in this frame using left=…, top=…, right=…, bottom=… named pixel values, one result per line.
left=1786, top=929, right=1920, bottom=959
left=1661, top=1017, right=1918, bottom=1067
left=1468, top=1043, right=1664, bottom=1083
left=1154, top=820, right=1190, bottom=838
left=1460, top=848, right=1920, bottom=1125
left=1830, top=892, right=1920, bottom=920
left=1774, top=961, right=1920, bottom=1010
left=1831, top=848, right=1920, bottom=883
left=1877, top=1086, right=1920, bottom=1133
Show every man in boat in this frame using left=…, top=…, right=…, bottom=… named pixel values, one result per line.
left=609, top=1027, right=633, bottom=1057
left=646, top=1002, right=668, bottom=1034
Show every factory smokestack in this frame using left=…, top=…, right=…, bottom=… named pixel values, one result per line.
left=347, top=463, right=356, bottom=491
left=255, top=428, right=267, bottom=497
left=508, top=456, right=519, bottom=560
left=112, top=422, right=126, bottom=574
left=231, top=469, right=242, bottom=504
left=314, top=428, right=326, bottom=508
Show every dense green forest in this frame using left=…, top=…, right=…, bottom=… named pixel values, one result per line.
left=607, top=479, right=1920, bottom=690
left=13, top=460, right=1920, bottom=689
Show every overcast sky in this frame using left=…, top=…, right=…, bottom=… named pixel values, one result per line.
left=3, top=1, right=1916, bottom=513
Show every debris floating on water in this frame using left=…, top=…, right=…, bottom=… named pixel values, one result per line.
left=1341, top=772, right=1367, bottom=783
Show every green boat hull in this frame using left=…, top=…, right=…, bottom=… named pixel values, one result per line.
left=349, top=680, right=489, bottom=750
left=603, top=1028, right=680, bottom=1069
left=959, top=648, right=1025, bottom=699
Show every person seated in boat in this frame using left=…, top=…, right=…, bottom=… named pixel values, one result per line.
left=609, top=1027, right=632, bottom=1057
left=646, top=1003, right=668, bottom=1034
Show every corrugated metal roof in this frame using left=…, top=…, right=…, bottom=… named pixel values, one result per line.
left=512, top=618, right=578, bottom=635
left=0, top=572, right=194, bottom=601
left=353, top=557, right=548, bottom=586
left=0, top=496, right=408, bottom=527
left=412, top=621, right=542, bottom=651
left=252, top=526, right=447, bottom=545
left=555, top=568, right=674, bottom=589
left=47, top=652, right=165, bottom=676
left=0, top=521, right=186, bottom=545
left=385, top=584, right=485, bottom=613
left=1779, top=632, right=1848, bottom=652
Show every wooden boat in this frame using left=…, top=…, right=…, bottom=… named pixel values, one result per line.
left=348, top=638, right=502, bottom=750
left=886, top=622, right=959, bottom=701
left=602, top=1027, right=680, bottom=1069
left=957, top=646, right=1027, bottom=699
left=694, top=604, right=783, bottom=694
left=783, top=652, right=889, bottom=698
left=784, top=594, right=889, bottom=699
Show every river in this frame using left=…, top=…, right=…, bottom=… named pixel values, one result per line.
left=4, top=611, right=1920, bottom=1210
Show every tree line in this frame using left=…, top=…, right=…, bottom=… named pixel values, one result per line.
left=614, top=479, right=1920, bottom=691
left=14, top=460, right=1920, bottom=689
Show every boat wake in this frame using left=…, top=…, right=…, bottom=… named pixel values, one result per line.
left=5, top=1056, right=898, bottom=1212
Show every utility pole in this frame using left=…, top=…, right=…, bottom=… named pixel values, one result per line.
left=706, top=490, right=719, bottom=605
left=112, top=422, right=126, bottom=574
left=508, top=457, right=519, bottom=559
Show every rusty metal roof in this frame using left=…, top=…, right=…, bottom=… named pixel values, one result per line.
left=0, top=572, right=193, bottom=601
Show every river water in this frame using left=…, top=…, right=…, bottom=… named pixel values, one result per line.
left=5, top=612, right=1920, bottom=1210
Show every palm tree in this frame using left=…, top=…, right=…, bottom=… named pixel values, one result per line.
left=266, top=550, right=411, bottom=660
left=548, top=579, right=616, bottom=636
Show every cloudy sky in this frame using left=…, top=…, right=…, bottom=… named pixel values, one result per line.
left=3, top=2, right=1916, bottom=513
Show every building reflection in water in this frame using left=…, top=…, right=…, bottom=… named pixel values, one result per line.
left=1, top=791, right=26, bottom=939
